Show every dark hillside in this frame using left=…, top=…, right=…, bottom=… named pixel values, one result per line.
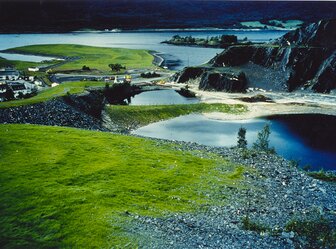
left=0, top=0, right=335, bottom=32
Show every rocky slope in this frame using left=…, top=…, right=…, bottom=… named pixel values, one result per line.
left=0, top=92, right=106, bottom=131
left=176, top=19, right=336, bottom=93
left=126, top=141, right=336, bottom=248
left=211, top=19, right=336, bottom=93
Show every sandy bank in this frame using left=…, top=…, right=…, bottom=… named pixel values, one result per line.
left=168, top=82, right=336, bottom=120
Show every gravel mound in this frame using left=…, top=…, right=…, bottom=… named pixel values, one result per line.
left=0, top=99, right=106, bottom=131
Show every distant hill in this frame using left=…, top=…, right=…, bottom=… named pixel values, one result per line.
left=0, top=0, right=335, bottom=33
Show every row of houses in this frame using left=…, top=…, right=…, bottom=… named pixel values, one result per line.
left=0, top=68, right=20, bottom=80
left=0, top=68, right=43, bottom=102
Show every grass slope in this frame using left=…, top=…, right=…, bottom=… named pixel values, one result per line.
left=0, top=57, right=46, bottom=71
left=0, top=81, right=105, bottom=109
left=0, top=124, right=247, bottom=248
left=106, top=103, right=247, bottom=130
left=6, top=44, right=155, bottom=72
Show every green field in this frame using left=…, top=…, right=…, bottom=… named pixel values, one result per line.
left=106, top=103, right=247, bottom=131
left=0, top=57, right=48, bottom=71
left=6, top=44, right=155, bottom=73
left=0, top=81, right=106, bottom=109
left=0, top=124, right=248, bottom=248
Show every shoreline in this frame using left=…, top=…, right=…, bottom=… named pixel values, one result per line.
left=177, top=84, right=336, bottom=121
left=150, top=51, right=165, bottom=67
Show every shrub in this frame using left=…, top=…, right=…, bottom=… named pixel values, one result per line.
left=242, top=216, right=269, bottom=233
left=108, top=63, right=126, bottom=72
left=253, top=124, right=275, bottom=153
left=307, top=169, right=336, bottom=182
left=82, top=65, right=90, bottom=71
left=237, top=127, right=247, bottom=149
left=140, top=72, right=161, bottom=78
left=285, top=214, right=336, bottom=248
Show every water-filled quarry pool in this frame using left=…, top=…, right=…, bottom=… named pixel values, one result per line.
left=133, top=113, right=336, bottom=171
left=128, top=89, right=199, bottom=105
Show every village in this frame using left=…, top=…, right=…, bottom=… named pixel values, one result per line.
left=0, top=67, right=44, bottom=102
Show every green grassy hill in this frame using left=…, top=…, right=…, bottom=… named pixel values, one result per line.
left=0, top=81, right=105, bottom=109
left=6, top=44, right=155, bottom=73
left=0, top=124, right=248, bottom=247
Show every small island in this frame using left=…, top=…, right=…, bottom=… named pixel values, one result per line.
left=162, top=34, right=251, bottom=48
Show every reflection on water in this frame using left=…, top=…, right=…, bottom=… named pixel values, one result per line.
left=133, top=114, right=336, bottom=170
left=129, top=90, right=199, bottom=105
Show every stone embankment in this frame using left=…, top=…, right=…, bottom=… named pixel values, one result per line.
left=127, top=140, right=336, bottom=249
left=0, top=97, right=106, bottom=131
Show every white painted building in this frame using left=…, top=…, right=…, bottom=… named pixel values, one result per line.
left=0, top=68, right=20, bottom=80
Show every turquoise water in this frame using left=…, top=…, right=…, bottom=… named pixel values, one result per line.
left=133, top=114, right=336, bottom=171
left=0, top=30, right=286, bottom=69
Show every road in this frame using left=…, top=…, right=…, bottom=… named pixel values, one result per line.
left=49, top=71, right=173, bottom=85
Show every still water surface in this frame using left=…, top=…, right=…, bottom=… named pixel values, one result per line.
left=133, top=113, right=336, bottom=171
left=129, top=90, right=199, bottom=105
left=0, top=52, right=58, bottom=62
left=0, top=30, right=286, bottom=69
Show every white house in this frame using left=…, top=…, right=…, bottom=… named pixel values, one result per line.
left=0, top=68, right=20, bottom=80
left=28, top=67, right=39, bottom=72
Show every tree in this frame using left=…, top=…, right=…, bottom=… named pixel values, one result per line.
left=108, top=63, right=125, bottom=72
left=4, top=86, right=14, bottom=101
left=220, top=35, right=237, bottom=44
left=237, top=127, right=247, bottom=149
left=82, top=65, right=90, bottom=71
left=253, top=124, right=275, bottom=153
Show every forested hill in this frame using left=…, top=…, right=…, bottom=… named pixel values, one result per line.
left=0, top=0, right=335, bottom=33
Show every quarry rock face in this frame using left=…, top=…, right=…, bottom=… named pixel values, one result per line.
left=211, top=19, right=336, bottom=93
left=178, top=19, right=336, bottom=93
left=199, top=72, right=247, bottom=92
left=175, top=67, right=206, bottom=83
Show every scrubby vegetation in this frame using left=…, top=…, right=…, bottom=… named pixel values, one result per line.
left=307, top=169, right=336, bottom=182
left=242, top=216, right=269, bottom=234
left=0, top=124, right=247, bottom=248
left=140, top=71, right=161, bottom=78
left=285, top=212, right=336, bottom=248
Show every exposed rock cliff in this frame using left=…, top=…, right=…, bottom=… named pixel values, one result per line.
left=210, top=19, right=336, bottom=93
left=176, top=19, right=336, bottom=93
left=198, top=72, right=247, bottom=92
left=175, top=67, right=247, bottom=92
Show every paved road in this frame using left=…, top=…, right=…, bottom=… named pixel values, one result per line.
left=49, top=72, right=173, bottom=85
